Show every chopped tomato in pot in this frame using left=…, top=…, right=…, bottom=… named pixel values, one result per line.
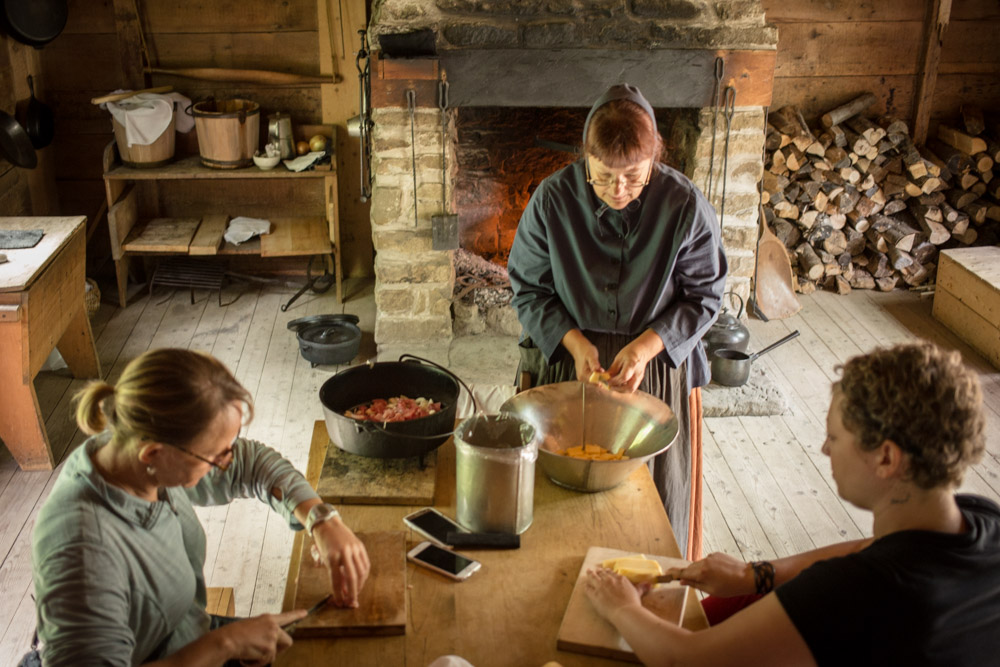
left=345, top=395, right=441, bottom=422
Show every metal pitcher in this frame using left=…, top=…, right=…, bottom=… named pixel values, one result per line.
left=267, top=112, right=294, bottom=159
left=704, top=290, right=750, bottom=358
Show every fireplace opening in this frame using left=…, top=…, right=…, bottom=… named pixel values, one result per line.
left=453, top=107, right=697, bottom=267
left=449, top=106, right=708, bottom=336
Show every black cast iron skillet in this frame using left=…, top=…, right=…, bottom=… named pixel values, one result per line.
left=20, top=76, right=54, bottom=149
left=1, top=0, right=68, bottom=47
left=0, top=110, right=37, bottom=168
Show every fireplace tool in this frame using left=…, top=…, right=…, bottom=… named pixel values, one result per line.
left=718, top=85, right=736, bottom=229
left=352, top=29, right=374, bottom=202
left=706, top=56, right=725, bottom=200
left=432, top=79, right=459, bottom=250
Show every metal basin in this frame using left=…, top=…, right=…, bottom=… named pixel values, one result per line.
left=500, top=382, right=678, bottom=492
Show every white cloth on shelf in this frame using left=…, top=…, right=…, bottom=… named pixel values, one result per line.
left=105, top=92, right=193, bottom=146
left=283, top=151, right=325, bottom=172
left=224, top=217, right=272, bottom=245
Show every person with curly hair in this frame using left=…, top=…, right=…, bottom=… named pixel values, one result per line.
left=583, top=341, right=1000, bottom=666
left=29, top=348, right=370, bottom=667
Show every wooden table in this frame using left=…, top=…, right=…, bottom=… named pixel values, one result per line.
left=0, top=216, right=101, bottom=470
left=277, top=422, right=708, bottom=666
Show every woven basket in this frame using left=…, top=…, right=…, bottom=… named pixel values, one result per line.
left=85, top=278, right=101, bottom=318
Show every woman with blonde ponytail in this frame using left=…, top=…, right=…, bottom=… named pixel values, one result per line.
left=30, top=348, right=370, bottom=667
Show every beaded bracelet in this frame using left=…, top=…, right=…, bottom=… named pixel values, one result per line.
left=750, top=561, right=775, bottom=594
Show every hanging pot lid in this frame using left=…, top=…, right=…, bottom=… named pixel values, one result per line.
left=1, top=0, right=69, bottom=48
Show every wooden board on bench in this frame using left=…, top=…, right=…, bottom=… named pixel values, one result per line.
left=933, top=247, right=1000, bottom=369
left=122, top=217, right=201, bottom=253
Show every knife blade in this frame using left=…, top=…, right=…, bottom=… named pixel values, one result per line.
left=282, top=593, right=333, bottom=633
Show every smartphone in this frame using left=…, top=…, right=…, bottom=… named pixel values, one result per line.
left=407, top=541, right=481, bottom=581
left=403, top=507, right=468, bottom=548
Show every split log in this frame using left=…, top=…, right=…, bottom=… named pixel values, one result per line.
left=882, top=199, right=908, bottom=216
left=937, top=125, right=988, bottom=156
left=871, top=214, right=919, bottom=252
left=796, top=243, right=825, bottom=281
left=971, top=181, right=987, bottom=196
left=887, top=246, right=914, bottom=271
left=918, top=146, right=952, bottom=181
left=773, top=219, right=801, bottom=247
left=877, top=116, right=909, bottom=137
left=865, top=250, right=892, bottom=278
left=958, top=172, right=981, bottom=191
left=821, top=93, right=877, bottom=128
left=907, top=205, right=947, bottom=245
left=848, top=267, right=876, bottom=290
left=941, top=211, right=970, bottom=236
left=947, top=189, right=979, bottom=210
left=875, top=275, right=899, bottom=292
left=773, top=201, right=800, bottom=220
left=845, top=226, right=866, bottom=255
left=953, top=227, right=978, bottom=245
left=795, top=276, right=817, bottom=295
left=765, top=125, right=785, bottom=151
left=845, top=115, right=887, bottom=146
left=833, top=275, right=852, bottom=294
left=972, top=153, right=994, bottom=173
left=911, top=240, right=938, bottom=265
left=926, top=138, right=975, bottom=174
left=963, top=200, right=988, bottom=224
left=822, top=229, right=848, bottom=255
left=984, top=137, right=1000, bottom=163
left=772, top=106, right=817, bottom=152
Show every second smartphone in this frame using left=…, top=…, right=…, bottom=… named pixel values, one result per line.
left=403, top=507, right=468, bottom=547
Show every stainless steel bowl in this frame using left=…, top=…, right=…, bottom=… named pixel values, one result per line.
left=500, top=381, right=678, bottom=492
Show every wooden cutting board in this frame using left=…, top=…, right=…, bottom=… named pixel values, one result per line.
left=315, top=422, right=437, bottom=505
left=290, top=530, right=406, bottom=637
left=557, top=546, right=690, bottom=662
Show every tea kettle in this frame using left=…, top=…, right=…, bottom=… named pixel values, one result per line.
left=704, top=291, right=750, bottom=357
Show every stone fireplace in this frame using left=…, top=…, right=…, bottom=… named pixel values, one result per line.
left=367, top=0, right=777, bottom=350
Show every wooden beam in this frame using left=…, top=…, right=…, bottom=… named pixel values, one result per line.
left=912, top=0, right=952, bottom=145
left=111, top=0, right=147, bottom=89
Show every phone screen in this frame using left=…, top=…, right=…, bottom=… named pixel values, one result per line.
left=406, top=509, right=462, bottom=544
left=412, top=543, right=477, bottom=576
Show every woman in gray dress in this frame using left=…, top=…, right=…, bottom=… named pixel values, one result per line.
left=508, top=84, right=727, bottom=559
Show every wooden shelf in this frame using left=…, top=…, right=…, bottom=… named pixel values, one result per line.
left=105, top=155, right=334, bottom=181
left=121, top=216, right=331, bottom=257
left=103, top=141, right=341, bottom=307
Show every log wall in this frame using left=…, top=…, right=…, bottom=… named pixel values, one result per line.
left=763, top=0, right=1000, bottom=126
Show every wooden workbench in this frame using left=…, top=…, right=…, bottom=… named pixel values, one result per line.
left=276, top=421, right=708, bottom=666
left=0, top=216, right=101, bottom=470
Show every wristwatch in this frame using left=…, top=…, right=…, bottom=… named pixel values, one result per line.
left=305, top=503, right=340, bottom=535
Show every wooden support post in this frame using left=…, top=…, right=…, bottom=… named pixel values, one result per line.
left=912, top=0, right=952, bottom=145
left=111, top=0, right=148, bottom=89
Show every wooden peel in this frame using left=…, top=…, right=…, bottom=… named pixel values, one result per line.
left=90, top=86, right=173, bottom=105
left=753, top=203, right=801, bottom=320
left=145, top=67, right=341, bottom=86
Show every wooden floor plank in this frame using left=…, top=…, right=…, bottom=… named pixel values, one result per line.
left=706, top=418, right=816, bottom=557
left=700, top=426, right=776, bottom=561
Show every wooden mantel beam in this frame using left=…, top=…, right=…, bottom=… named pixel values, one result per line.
left=912, top=0, right=953, bottom=145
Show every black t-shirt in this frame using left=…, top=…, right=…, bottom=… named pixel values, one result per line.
left=776, top=495, right=1000, bottom=666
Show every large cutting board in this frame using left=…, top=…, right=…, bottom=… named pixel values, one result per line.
left=557, top=546, right=690, bottom=662
left=291, top=530, right=406, bottom=637
left=315, top=421, right=437, bottom=505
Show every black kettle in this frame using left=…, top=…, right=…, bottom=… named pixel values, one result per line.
left=704, top=291, right=750, bottom=358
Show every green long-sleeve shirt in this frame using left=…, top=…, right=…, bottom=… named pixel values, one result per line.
left=32, top=433, right=319, bottom=666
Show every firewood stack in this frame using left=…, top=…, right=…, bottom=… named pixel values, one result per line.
left=762, top=94, right=999, bottom=296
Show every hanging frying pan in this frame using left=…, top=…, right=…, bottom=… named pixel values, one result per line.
left=0, top=110, right=37, bottom=168
left=1, top=0, right=68, bottom=48
left=18, top=76, right=55, bottom=149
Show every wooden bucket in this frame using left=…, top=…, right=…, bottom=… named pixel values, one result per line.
left=192, top=98, right=260, bottom=169
left=112, top=111, right=176, bottom=168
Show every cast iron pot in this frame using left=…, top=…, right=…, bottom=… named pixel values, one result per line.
left=0, top=110, right=37, bottom=168
left=319, top=355, right=472, bottom=459
left=712, top=330, right=800, bottom=387
left=288, top=314, right=361, bottom=366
